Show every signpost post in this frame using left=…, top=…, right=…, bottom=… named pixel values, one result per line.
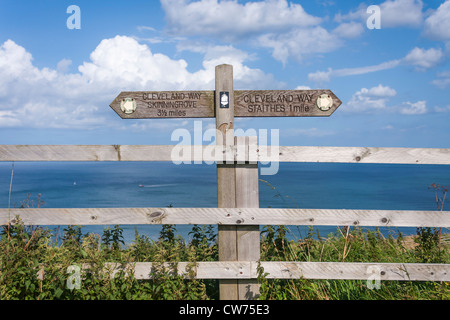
left=110, top=64, right=342, bottom=300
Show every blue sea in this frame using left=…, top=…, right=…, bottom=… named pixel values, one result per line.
left=1, top=161, right=449, bottom=245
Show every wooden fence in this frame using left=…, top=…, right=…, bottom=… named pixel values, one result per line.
left=1, top=144, right=450, bottom=299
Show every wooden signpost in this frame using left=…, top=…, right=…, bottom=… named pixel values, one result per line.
left=110, top=64, right=341, bottom=300
left=110, top=90, right=341, bottom=119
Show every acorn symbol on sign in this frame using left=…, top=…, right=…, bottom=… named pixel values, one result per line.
left=316, top=94, right=333, bottom=111
left=220, top=92, right=229, bottom=108
left=120, top=97, right=137, bottom=114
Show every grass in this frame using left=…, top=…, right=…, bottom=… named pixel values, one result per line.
left=0, top=217, right=448, bottom=300
left=258, top=225, right=449, bottom=300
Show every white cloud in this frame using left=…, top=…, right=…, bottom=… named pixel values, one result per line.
left=79, top=35, right=194, bottom=90
left=0, top=36, right=281, bottom=129
left=436, top=70, right=450, bottom=78
left=434, top=105, right=450, bottom=112
left=0, top=40, right=94, bottom=129
left=344, top=84, right=397, bottom=113
left=199, top=45, right=282, bottom=89
left=344, top=85, right=428, bottom=115
left=336, top=0, right=424, bottom=28
left=334, top=3, right=366, bottom=23
left=161, top=0, right=321, bottom=40
left=133, top=36, right=165, bottom=44
left=378, top=0, right=423, bottom=28
left=0, top=40, right=57, bottom=83
left=332, top=22, right=365, bottom=39
left=203, top=45, right=254, bottom=62
left=402, top=47, right=444, bottom=70
left=307, top=46, right=443, bottom=84
left=307, top=69, right=332, bottom=83
left=57, top=59, right=72, bottom=73
left=364, top=84, right=397, bottom=97
left=423, top=0, right=450, bottom=42
left=137, top=26, right=157, bottom=32
left=161, top=0, right=366, bottom=65
left=399, top=100, right=427, bottom=114
left=257, top=26, right=342, bottom=65
left=432, top=70, right=450, bottom=88
left=334, top=60, right=402, bottom=77
left=432, top=78, right=450, bottom=88
left=176, top=40, right=210, bottom=54
left=0, top=111, right=21, bottom=127
left=163, top=0, right=427, bottom=67
left=308, top=60, right=401, bottom=83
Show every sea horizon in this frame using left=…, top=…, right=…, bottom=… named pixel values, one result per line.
left=1, top=161, right=449, bottom=245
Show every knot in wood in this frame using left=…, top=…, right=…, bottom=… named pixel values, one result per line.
left=149, top=211, right=163, bottom=218
left=148, top=210, right=166, bottom=223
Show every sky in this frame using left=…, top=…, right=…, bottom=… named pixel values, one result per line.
left=0, top=0, right=450, bottom=148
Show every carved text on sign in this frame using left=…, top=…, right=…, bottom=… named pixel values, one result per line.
left=110, top=90, right=341, bottom=118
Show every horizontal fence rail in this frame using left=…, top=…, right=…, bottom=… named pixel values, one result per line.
left=1, top=145, right=450, bottom=164
left=37, top=261, right=450, bottom=282
left=100, top=261, right=450, bottom=282
left=2, top=207, right=450, bottom=228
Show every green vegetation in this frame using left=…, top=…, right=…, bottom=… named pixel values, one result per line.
left=258, top=225, right=449, bottom=300
left=0, top=218, right=448, bottom=300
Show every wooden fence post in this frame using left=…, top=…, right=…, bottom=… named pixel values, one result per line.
left=215, top=64, right=238, bottom=300
left=215, top=64, right=261, bottom=300
left=235, top=136, right=260, bottom=299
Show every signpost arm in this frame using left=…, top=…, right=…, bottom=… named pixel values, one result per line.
left=215, top=64, right=238, bottom=300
